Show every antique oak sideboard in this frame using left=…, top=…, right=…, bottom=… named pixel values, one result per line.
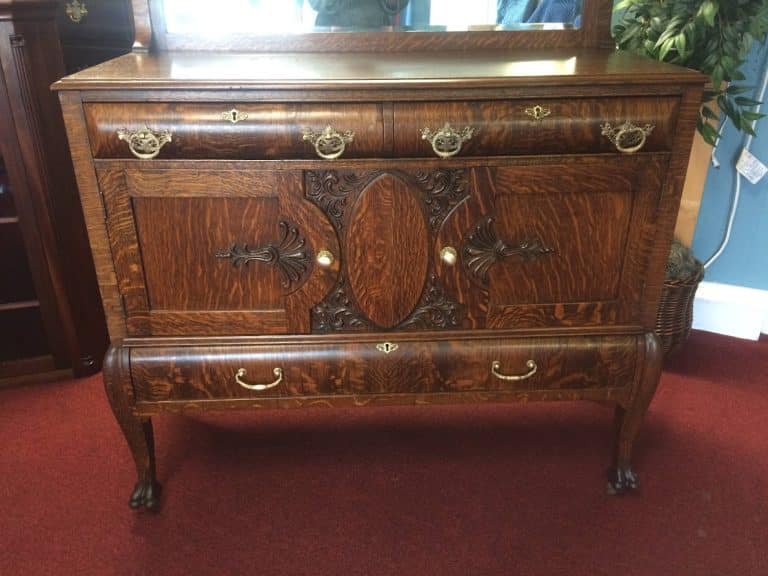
left=55, top=0, right=706, bottom=510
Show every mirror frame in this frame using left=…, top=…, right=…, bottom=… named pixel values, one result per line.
left=130, top=0, right=613, bottom=53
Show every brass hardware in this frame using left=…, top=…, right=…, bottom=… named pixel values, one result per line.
left=116, top=126, right=172, bottom=160
left=316, top=249, right=335, bottom=267
left=222, top=108, right=248, bottom=124
left=65, top=0, right=88, bottom=23
left=440, top=246, right=458, bottom=266
left=524, top=105, right=551, bottom=122
left=302, top=126, right=355, bottom=160
left=376, top=342, right=399, bottom=354
left=600, top=121, right=655, bottom=154
left=491, top=360, right=538, bottom=381
left=235, top=367, right=284, bottom=391
left=420, top=123, right=475, bottom=158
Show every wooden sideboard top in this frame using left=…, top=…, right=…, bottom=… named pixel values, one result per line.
left=53, top=48, right=705, bottom=92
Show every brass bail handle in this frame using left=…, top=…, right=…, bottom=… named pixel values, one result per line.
left=235, top=367, right=284, bottom=391
left=65, top=0, right=88, bottom=23
left=116, top=126, right=173, bottom=160
left=420, top=123, right=475, bottom=158
left=302, top=125, right=355, bottom=160
left=600, top=121, right=655, bottom=154
left=490, top=360, right=538, bottom=381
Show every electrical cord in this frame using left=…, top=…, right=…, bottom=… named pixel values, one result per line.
left=703, top=49, right=768, bottom=269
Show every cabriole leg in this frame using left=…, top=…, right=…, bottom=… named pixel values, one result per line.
left=103, top=344, right=161, bottom=510
left=607, top=332, right=662, bottom=495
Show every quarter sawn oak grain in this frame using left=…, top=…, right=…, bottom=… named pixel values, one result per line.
left=55, top=0, right=706, bottom=508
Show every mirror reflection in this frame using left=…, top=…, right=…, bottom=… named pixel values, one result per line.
left=163, top=0, right=582, bottom=35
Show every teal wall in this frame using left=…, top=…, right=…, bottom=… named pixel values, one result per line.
left=691, top=41, right=768, bottom=290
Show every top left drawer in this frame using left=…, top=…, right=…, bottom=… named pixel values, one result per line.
left=83, top=103, right=386, bottom=160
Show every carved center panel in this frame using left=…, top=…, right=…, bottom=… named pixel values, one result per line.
left=346, top=174, right=430, bottom=328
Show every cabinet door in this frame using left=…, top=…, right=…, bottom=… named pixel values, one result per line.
left=304, top=168, right=469, bottom=333
left=437, top=155, right=668, bottom=329
left=98, top=168, right=338, bottom=336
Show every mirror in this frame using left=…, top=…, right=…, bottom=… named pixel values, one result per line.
left=162, top=0, right=582, bottom=36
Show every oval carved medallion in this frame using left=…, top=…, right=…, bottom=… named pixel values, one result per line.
left=346, top=174, right=429, bottom=328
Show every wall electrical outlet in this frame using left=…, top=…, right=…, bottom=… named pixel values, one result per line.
left=736, top=148, right=768, bottom=185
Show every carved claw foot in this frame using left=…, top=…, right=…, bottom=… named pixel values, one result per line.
left=129, top=480, right=162, bottom=511
left=606, top=467, right=639, bottom=495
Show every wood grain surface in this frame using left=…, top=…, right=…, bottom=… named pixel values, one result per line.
left=346, top=174, right=429, bottom=328
left=84, top=102, right=385, bottom=160
left=54, top=15, right=707, bottom=501
left=129, top=334, right=639, bottom=402
left=393, top=97, right=678, bottom=157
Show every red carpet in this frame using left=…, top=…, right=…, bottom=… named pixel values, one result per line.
left=1, top=330, right=766, bottom=575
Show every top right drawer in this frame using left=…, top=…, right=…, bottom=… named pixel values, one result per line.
left=393, top=96, right=679, bottom=158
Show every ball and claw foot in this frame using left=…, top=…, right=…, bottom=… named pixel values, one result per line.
left=606, top=467, right=639, bottom=495
left=129, top=480, right=162, bottom=511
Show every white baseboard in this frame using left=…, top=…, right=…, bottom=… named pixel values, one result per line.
left=692, top=281, right=768, bottom=340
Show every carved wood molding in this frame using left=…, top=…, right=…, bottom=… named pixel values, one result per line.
left=9, top=33, right=51, bottom=195
left=311, top=274, right=462, bottom=333
left=215, top=221, right=311, bottom=290
left=306, top=168, right=468, bottom=233
left=311, top=275, right=373, bottom=332
left=399, top=274, right=464, bottom=330
left=463, top=215, right=556, bottom=286
left=411, top=169, right=469, bottom=231
left=305, top=170, right=378, bottom=232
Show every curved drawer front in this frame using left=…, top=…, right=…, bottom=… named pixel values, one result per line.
left=84, top=102, right=386, bottom=160
left=129, top=334, right=638, bottom=404
left=393, top=96, right=678, bottom=157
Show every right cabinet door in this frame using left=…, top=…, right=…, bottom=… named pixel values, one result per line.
left=438, top=154, right=670, bottom=330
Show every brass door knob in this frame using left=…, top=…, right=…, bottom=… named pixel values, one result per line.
left=316, top=249, right=335, bottom=267
left=440, top=246, right=458, bottom=266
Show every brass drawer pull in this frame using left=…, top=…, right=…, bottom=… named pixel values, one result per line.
left=524, top=105, right=551, bottom=122
left=600, top=121, right=655, bottom=154
left=235, top=367, right=284, bottom=391
left=65, top=0, right=88, bottom=23
left=420, top=123, right=475, bottom=158
left=302, top=125, right=355, bottom=160
left=491, top=360, right=538, bottom=381
left=116, top=126, right=172, bottom=159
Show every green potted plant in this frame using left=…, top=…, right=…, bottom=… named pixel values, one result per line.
left=613, top=0, right=768, bottom=145
left=614, top=1, right=768, bottom=355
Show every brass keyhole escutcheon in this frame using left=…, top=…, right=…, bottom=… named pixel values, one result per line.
left=376, top=342, right=399, bottom=354
left=222, top=108, right=248, bottom=124
left=524, top=105, right=551, bottom=122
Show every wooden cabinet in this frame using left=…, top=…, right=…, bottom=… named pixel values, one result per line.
left=55, top=0, right=706, bottom=509
left=0, top=0, right=108, bottom=384
left=56, top=0, right=133, bottom=73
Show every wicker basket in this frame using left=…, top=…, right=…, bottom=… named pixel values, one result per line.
left=656, top=262, right=704, bottom=357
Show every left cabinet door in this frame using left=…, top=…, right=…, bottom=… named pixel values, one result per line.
left=97, top=167, right=339, bottom=336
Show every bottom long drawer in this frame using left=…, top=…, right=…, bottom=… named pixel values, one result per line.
left=129, top=335, right=640, bottom=404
